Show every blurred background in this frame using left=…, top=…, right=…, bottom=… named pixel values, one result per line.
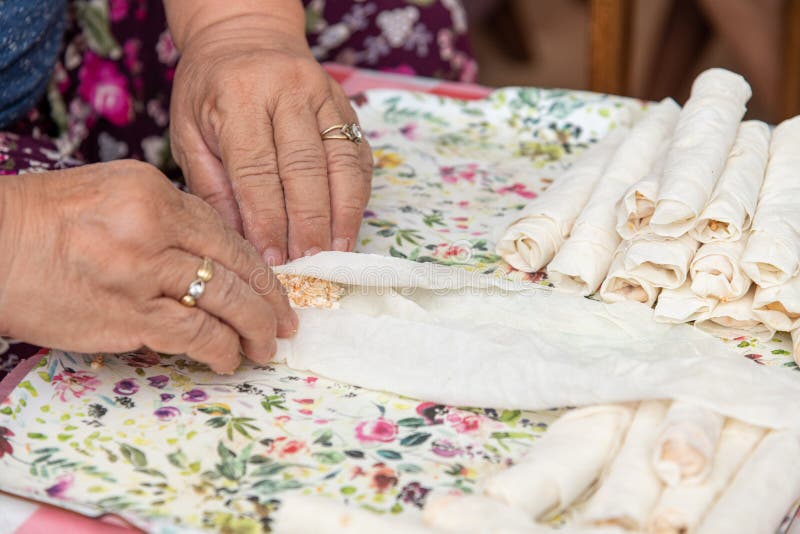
left=463, top=0, right=799, bottom=123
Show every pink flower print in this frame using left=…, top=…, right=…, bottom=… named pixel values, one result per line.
left=400, top=122, right=418, bottom=140
left=156, top=31, right=179, bottom=66
left=451, top=414, right=481, bottom=434
left=78, top=52, right=133, bottom=126
left=45, top=475, right=73, bottom=499
left=123, top=39, right=142, bottom=74
left=431, top=439, right=462, bottom=458
left=147, top=375, right=169, bottom=389
left=355, top=418, right=398, bottom=444
left=52, top=370, right=100, bottom=401
left=440, top=164, right=478, bottom=184
left=109, top=0, right=128, bottom=21
left=497, top=182, right=537, bottom=199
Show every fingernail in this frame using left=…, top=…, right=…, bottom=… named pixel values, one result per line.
left=263, top=247, right=284, bottom=266
left=332, top=237, right=351, bottom=252
left=304, top=247, right=322, bottom=257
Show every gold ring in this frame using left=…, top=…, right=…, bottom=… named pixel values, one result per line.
left=320, top=123, right=363, bottom=144
left=180, top=257, right=214, bottom=307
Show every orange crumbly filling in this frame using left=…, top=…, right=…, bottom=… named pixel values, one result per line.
left=276, top=274, right=346, bottom=309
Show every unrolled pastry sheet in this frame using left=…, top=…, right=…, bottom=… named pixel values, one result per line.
left=652, top=401, right=724, bottom=486
left=694, top=288, right=775, bottom=342
left=696, top=430, right=800, bottom=534
left=580, top=400, right=668, bottom=530
left=649, top=420, right=765, bottom=534
left=599, top=244, right=660, bottom=306
left=481, top=404, right=634, bottom=520
left=275, top=252, right=800, bottom=430
left=496, top=129, right=628, bottom=272
left=689, top=239, right=752, bottom=301
left=547, top=98, right=681, bottom=295
left=616, top=139, right=670, bottom=240
left=752, top=276, right=800, bottom=332
left=651, top=69, right=752, bottom=238
left=741, top=116, right=800, bottom=287
left=792, top=328, right=800, bottom=366
left=620, top=234, right=700, bottom=290
left=690, top=120, right=770, bottom=243
left=653, top=282, right=717, bottom=324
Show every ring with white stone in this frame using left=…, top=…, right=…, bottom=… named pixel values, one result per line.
left=320, top=123, right=363, bottom=144
left=180, top=257, right=214, bottom=307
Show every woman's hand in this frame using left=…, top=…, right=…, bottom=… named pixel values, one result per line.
left=0, top=160, right=296, bottom=374
left=166, top=1, right=373, bottom=266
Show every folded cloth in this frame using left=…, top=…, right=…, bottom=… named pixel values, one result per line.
left=621, top=234, right=699, bottom=290
left=690, top=121, right=770, bottom=243
left=696, top=431, right=800, bottom=534
left=690, top=239, right=752, bottom=301
left=752, top=276, right=800, bottom=332
left=741, top=116, right=800, bottom=287
left=423, top=494, right=538, bottom=533
left=482, top=404, right=634, bottom=520
left=653, top=281, right=717, bottom=323
left=599, top=244, right=661, bottom=306
left=649, top=420, right=765, bottom=534
left=548, top=99, right=681, bottom=294
left=496, top=128, right=628, bottom=272
left=651, top=69, right=752, bottom=238
left=581, top=400, right=669, bottom=530
left=272, top=495, right=435, bottom=533
left=694, top=288, right=775, bottom=341
left=652, top=402, right=725, bottom=486
left=615, top=136, right=672, bottom=240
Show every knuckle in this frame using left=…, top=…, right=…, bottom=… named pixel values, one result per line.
left=184, top=313, right=219, bottom=354
left=327, top=148, right=361, bottom=171
left=214, top=270, right=241, bottom=304
left=280, top=143, right=325, bottom=177
left=229, top=153, right=281, bottom=184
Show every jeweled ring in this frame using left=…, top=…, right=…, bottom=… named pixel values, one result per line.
left=180, top=257, right=214, bottom=307
left=320, top=123, right=363, bottom=144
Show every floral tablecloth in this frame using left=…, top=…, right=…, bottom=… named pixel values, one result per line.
left=1, top=69, right=798, bottom=534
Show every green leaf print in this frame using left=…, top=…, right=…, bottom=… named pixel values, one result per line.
left=312, top=451, right=346, bottom=465
left=74, top=0, right=122, bottom=58
left=400, top=432, right=431, bottom=447
left=376, top=449, right=402, bottom=460
left=396, top=417, right=426, bottom=428
left=119, top=443, right=147, bottom=468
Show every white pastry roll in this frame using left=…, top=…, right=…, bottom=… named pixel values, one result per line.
left=690, top=121, right=770, bottom=243
left=697, top=431, right=800, bottom=534
left=581, top=400, right=669, bottom=530
left=547, top=99, right=680, bottom=295
left=653, top=282, right=717, bottom=323
left=652, top=402, right=725, bottom=486
left=599, top=243, right=661, bottom=306
left=621, top=234, right=699, bottom=290
left=616, top=139, right=670, bottom=240
left=496, top=129, right=628, bottom=272
left=690, top=239, right=752, bottom=301
left=423, top=494, right=537, bottom=533
left=741, top=116, right=800, bottom=287
left=482, top=404, right=634, bottom=520
left=792, top=328, right=800, bottom=366
left=651, top=69, right=752, bottom=237
left=694, top=288, right=775, bottom=341
left=649, top=420, right=766, bottom=534
left=752, top=276, right=800, bottom=332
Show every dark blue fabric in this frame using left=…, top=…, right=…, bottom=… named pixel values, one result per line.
left=0, top=0, right=66, bottom=128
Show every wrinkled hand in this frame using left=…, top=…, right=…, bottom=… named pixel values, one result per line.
left=0, top=160, right=296, bottom=374
left=169, top=20, right=373, bottom=265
